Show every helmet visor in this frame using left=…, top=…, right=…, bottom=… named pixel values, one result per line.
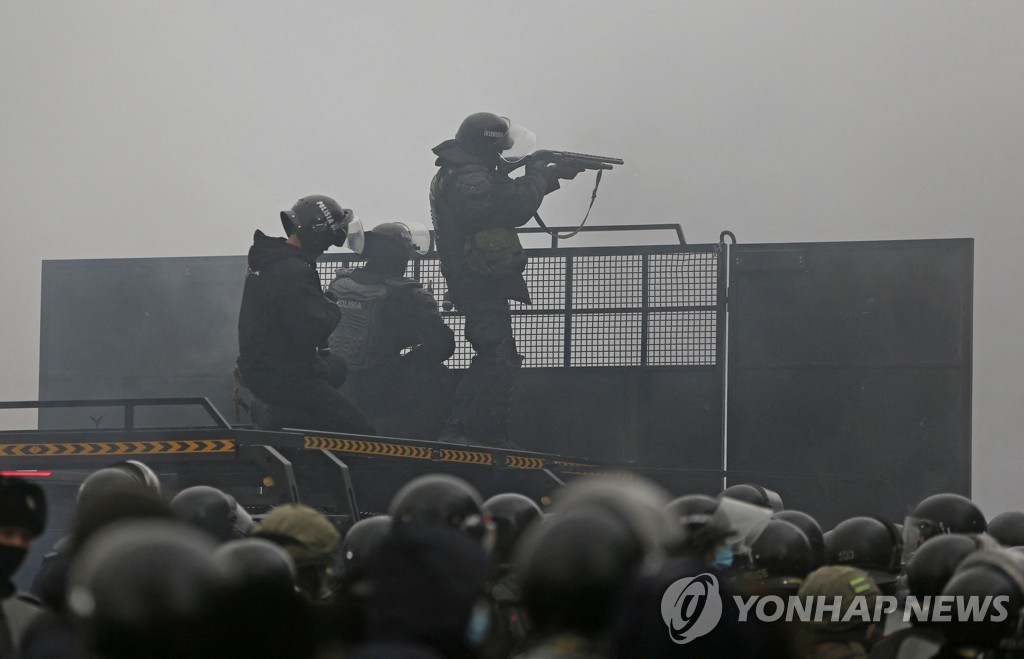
left=497, top=118, right=538, bottom=163
left=345, top=216, right=365, bottom=254
left=713, top=497, right=773, bottom=550
left=399, top=221, right=432, bottom=255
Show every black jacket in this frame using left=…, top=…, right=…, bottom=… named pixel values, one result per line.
left=429, top=141, right=558, bottom=305
left=237, top=231, right=341, bottom=382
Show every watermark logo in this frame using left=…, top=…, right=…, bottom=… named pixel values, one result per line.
left=660, top=573, right=723, bottom=644
left=660, top=576, right=1010, bottom=635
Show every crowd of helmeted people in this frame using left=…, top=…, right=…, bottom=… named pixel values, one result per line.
left=4, top=464, right=1024, bottom=658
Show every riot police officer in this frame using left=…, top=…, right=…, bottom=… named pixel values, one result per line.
left=327, top=222, right=455, bottom=439
left=429, top=112, right=584, bottom=447
left=237, top=195, right=375, bottom=435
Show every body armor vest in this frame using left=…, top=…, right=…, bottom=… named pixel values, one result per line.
left=327, top=270, right=391, bottom=370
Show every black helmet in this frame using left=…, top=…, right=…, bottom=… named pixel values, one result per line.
left=67, top=519, right=226, bottom=659
left=215, top=537, right=297, bottom=596
left=170, top=485, right=247, bottom=543
left=366, top=221, right=430, bottom=256
left=665, top=494, right=731, bottom=555
left=280, top=195, right=355, bottom=261
left=744, top=519, right=813, bottom=590
left=773, top=510, right=826, bottom=570
left=904, top=493, right=986, bottom=562
left=111, top=460, right=162, bottom=496
left=482, top=493, right=542, bottom=567
left=0, top=475, right=46, bottom=538
left=388, top=474, right=486, bottom=542
left=77, top=467, right=151, bottom=509
left=455, top=112, right=513, bottom=157
left=825, top=516, right=903, bottom=586
left=340, top=515, right=392, bottom=577
left=987, top=511, right=1024, bottom=547
left=904, top=533, right=985, bottom=598
left=939, top=549, right=1024, bottom=649
left=515, top=506, right=645, bottom=637
left=719, top=483, right=784, bottom=512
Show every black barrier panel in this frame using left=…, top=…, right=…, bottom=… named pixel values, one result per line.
left=39, top=257, right=247, bottom=429
left=726, top=239, right=973, bottom=529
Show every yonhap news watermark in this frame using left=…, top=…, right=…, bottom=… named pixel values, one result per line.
left=661, top=573, right=1011, bottom=645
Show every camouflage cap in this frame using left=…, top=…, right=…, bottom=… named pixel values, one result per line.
left=252, top=504, right=340, bottom=567
left=798, top=565, right=881, bottom=631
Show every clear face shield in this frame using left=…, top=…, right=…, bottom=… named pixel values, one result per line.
left=396, top=221, right=432, bottom=255
left=344, top=215, right=365, bottom=254
left=712, top=497, right=773, bottom=553
left=496, top=117, right=538, bottom=164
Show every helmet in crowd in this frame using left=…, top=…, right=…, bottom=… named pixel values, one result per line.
left=340, top=515, right=392, bottom=577
left=987, top=511, right=1024, bottom=547
left=515, top=506, right=644, bottom=637
left=366, top=222, right=431, bottom=256
left=110, top=460, right=161, bottom=496
left=215, top=537, right=297, bottom=596
left=904, top=493, right=986, bottom=562
left=904, top=533, right=986, bottom=598
left=743, top=518, right=813, bottom=591
left=825, top=516, right=903, bottom=587
left=719, top=483, right=784, bottom=513
left=170, top=485, right=249, bottom=543
left=389, top=474, right=487, bottom=542
left=68, top=519, right=225, bottom=659
left=665, top=494, right=732, bottom=556
left=280, top=195, right=358, bottom=261
left=454, top=112, right=537, bottom=162
left=483, top=493, right=542, bottom=567
left=773, top=510, right=826, bottom=570
left=77, top=467, right=152, bottom=509
left=550, top=477, right=681, bottom=556
left=940, top=549, right=1024, bottom=649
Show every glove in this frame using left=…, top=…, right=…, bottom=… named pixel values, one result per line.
left=550, top=160, right=586, bottom=180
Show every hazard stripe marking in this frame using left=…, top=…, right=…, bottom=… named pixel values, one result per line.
left=0, top=439, right=234, bottom=457
left=439, top=449, right=493, bottom=466
left=506, top=456, right=546, bottom=470
left=305, top=436, right=432, bottom=460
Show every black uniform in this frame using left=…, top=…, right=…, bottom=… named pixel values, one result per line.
left=237, top=230, right=374, bottom=435
left=327, top=266, right=455, bottom=439
left=429, top=143, right=559, bottom=444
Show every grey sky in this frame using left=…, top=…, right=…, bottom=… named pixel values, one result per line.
left=2, top=2, right=1022, bottom=513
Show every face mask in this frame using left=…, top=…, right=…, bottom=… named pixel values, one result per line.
left=0, top=545, right=27, bottom=579
left=465, top=601, right=491, bottom=648
left=711, top=545, right=734, bottom=570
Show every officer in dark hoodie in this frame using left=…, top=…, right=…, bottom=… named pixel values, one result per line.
left=429, top=113, right=583, bottom=447
left=237, top=195, right=375, bottom=435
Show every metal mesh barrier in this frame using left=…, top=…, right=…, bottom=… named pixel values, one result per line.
left=317, top=244, right=721, bottom=369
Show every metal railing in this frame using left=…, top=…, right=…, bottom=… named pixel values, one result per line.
left=317, top=225, right=723, bottom=370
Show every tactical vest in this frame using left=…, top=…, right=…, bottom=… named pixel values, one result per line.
left=328, top=269, right=421, bottom=370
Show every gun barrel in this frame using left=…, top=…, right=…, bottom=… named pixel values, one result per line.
left=553, top=150, right=624, bottom=166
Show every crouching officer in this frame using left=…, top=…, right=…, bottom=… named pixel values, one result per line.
left=237, top=195, right=375, bottom=435
left=327, top=222, right=455, bottom=439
